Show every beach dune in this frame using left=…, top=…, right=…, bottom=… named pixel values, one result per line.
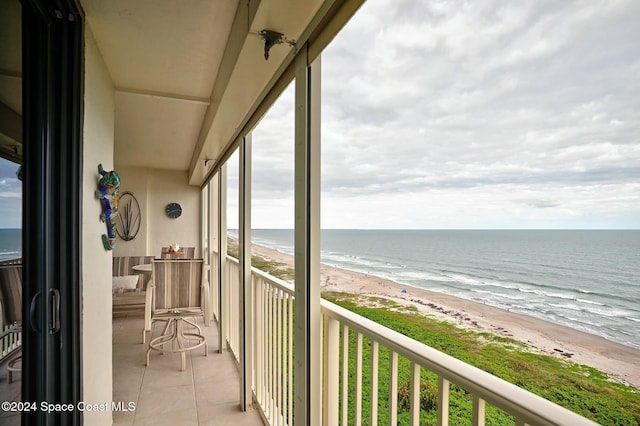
left=249, top=243, right=640, bottom=389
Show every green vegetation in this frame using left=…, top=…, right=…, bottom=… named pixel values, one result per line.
left=227, top=239, right=295, bottom=281
left=324, top=292, right=640, bottom=425
left=226, top=248, right=639, bottom=424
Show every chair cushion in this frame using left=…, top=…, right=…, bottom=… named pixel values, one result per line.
left=113, top=256, right=154, bottom=290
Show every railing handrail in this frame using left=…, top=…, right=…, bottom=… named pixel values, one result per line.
left=226, top=254, right=295, bottom=296
left=320, top=298, right=598, bottom=426
left=251, top=264, right=295, bottom=296
left=0, top=258, right=22, bottom=267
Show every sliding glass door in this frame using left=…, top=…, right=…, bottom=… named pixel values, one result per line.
left=22, top=1, right=83, bottom=424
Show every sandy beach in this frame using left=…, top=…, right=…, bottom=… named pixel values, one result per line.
left=250, top=243, right=640, bottom=389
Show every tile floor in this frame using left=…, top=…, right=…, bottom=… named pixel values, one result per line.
left=113, top=314, right=265, bottom=426
left=0, top=316, right=265, bottom=426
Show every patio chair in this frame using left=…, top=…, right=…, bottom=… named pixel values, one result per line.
left=0, top=263, right=22, bottom=383
left=144, top=259, right=209, bottom=371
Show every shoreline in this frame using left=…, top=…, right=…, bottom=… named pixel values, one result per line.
left=249, top=243, right=640, bottom=389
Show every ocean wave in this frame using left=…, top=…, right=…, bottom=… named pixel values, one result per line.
left=0, top=250, right=21, bottom=261
left=398, top=270, right=455, bottom=282
left=547, top=302, right=584, bottom=312
left=547, top=301, right=639, bottom=322
left=252, top=229, right=640, bottom=349
left=467, top=288, right=527, bottom=301
left=586, top=306, right=637, bottom=319
left=517, top=287, right=585, bottom=302
left=576, top=298, right=605, bottom=306
left=552, top=314, right=604, bottom=329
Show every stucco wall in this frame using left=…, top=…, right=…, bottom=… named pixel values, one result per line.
left=82, top=24, right=114, bottom=426
left=113, top=166, right=200, bottom=258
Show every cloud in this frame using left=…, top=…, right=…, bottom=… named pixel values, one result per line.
left=0, top=157, right=21, bottom=228
left=0, top=160, right=21, bottom=196
left=233, top=0, right=640, bottom=229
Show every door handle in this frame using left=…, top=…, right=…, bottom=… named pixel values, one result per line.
left=49, top=288, right=61, bottom=334
left=30, top=292, right=41, bottom=333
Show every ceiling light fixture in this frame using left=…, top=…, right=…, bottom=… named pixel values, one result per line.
left=258, top=29, right=295, bottom=60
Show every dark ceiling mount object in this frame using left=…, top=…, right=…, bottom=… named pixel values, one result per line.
left=259, top=29, right=295, bottom=60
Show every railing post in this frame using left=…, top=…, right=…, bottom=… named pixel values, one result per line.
left=341, top=325, right=349, bottom=426
left=473, top=395, right=486, bottom=426
left=370, top=341, right=379, bottom=426
left=410, top=362, right=421, bottom=426
left=355, top=332, right=363, bottom=425
left=287, top=294, right=294, bottom=424
left=255, top=277, right=263, bottom=406
left=276, top=289, right=283, bottom=424
left=389, top=351, right=399, bottom=426
left=323, top=315, right=339, bottom=426
left=438, top=376, right=450, bottom=426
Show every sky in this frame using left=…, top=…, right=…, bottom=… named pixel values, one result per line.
left=230, top=0, right=640, bottom=229
left=1, top=0, right=639, bottom=230
left=0, top=157, right=21, bottom=228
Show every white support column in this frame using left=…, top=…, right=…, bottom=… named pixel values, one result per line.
left=293, top=45, right=322, bottom=426
left=239, top=134, right=253, bottom=410
left=218, top=164, right=228, bottom=353
left=208, top=176, right=219, bottom=321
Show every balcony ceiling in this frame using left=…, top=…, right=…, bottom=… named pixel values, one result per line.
left=0, top=0, right=347, bottom=179
left=81, top=0, right=329, bottom=185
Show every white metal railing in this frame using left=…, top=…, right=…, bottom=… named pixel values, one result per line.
left=218, top=254, right=295, bottom=425
left=252, top=265, right=295, bottom=426
left=320, top=300, right=597, bottom=426
left=210, top=251, right=220, bottom=321
left=216, top=254, right=596, bottom=426
left=0, top=259, right=22, bottom=362
left=1, top=320, right=21, bottom=360
left=226, top=256, right=241, bottom=361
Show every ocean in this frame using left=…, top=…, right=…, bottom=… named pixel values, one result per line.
left=0, top=228, right=21, bottom=261
left=3, top=227, right=639, bottom=350
left=249, top=229, right=640, bottom=350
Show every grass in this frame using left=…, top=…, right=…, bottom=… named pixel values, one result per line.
left=324, top=292, right=640, bottom=425
left=225, top=245, right=640, bottom=424
left=227, top=240, right=295, bottom=281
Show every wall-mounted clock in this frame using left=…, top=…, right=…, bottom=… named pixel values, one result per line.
left=165, top=202, right=182, bottom=219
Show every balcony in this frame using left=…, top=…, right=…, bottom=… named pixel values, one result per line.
left=111, top=254, right=598, bottom=426
left=3, top=1, right=634, bottom=423
left=0, top=252, right=602, bottom=425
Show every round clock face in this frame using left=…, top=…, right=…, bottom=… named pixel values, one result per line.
left=165, top=202, right=182, bottom=219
